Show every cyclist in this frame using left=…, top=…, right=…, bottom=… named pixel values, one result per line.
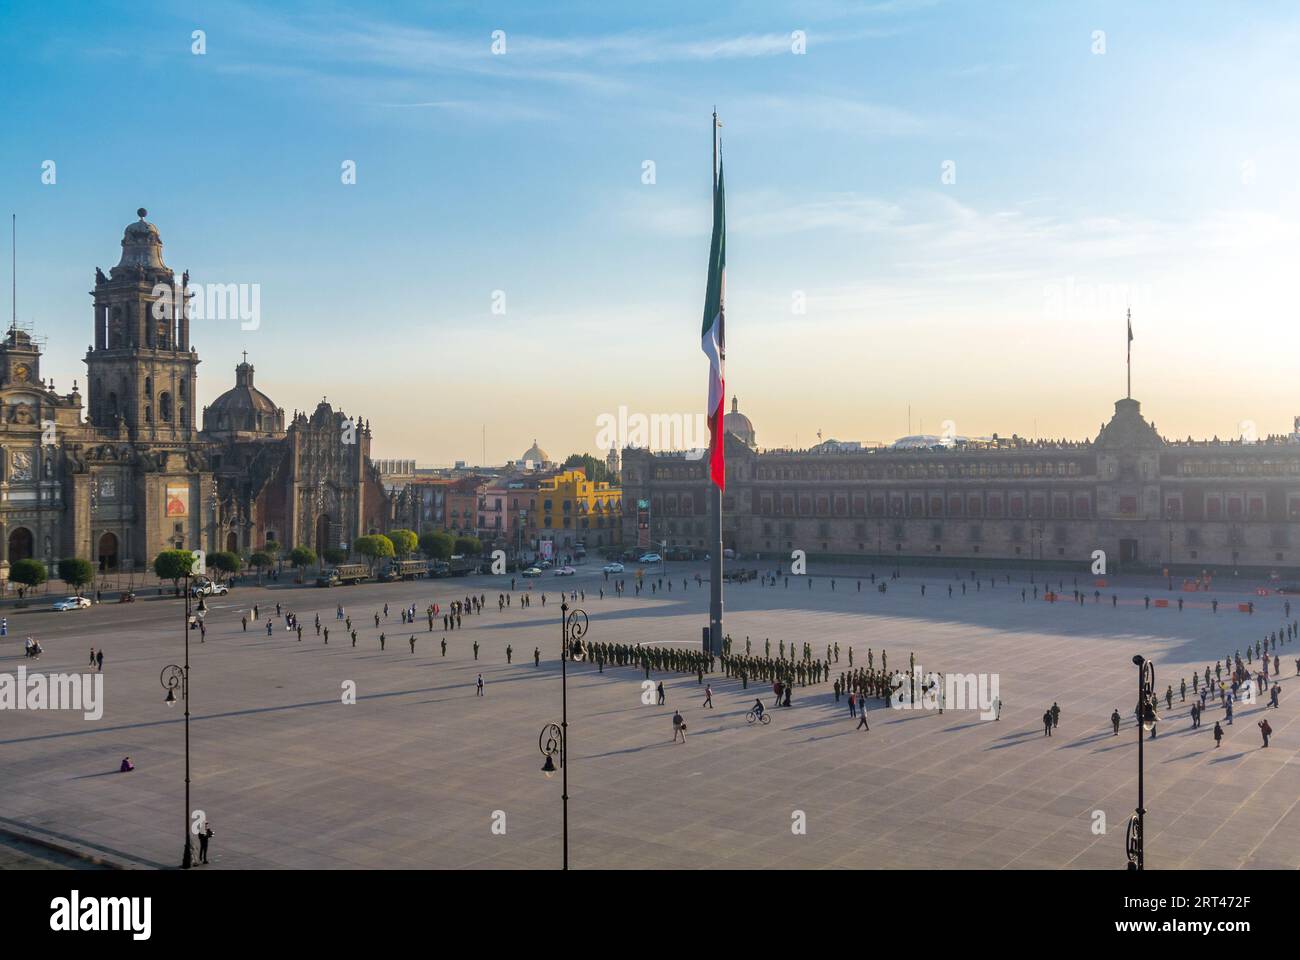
left=751, top=699, right=765, bottom=721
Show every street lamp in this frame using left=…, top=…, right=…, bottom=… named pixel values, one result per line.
left=537, top=599, right=587, bottom=870
left=159, top=569, right=203, bottom=870
left=1126, top=654, right=1159, bottom=870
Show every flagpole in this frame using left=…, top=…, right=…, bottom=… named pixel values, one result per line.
left=709, top=108, right=724, bottom=659
left=1126, top=308, right=1132, bottom=400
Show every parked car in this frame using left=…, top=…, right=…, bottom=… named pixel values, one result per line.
left=522, top=567, right=543, bottom=578
left=554, top=566, right=576, bottom=576
left=602, top=562, right=625, bottom=574
left=638, top=553, right=662, bottom=564
left=52, top=596, right=92, bottom=611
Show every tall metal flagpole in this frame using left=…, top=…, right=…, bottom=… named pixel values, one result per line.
left=709, top=108, right=724, bottom=657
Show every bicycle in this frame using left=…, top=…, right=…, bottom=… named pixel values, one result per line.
left=746, top=707, right=771, bottom=725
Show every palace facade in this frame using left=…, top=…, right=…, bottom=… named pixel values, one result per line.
left=0, top=210, right=389, bottom=584
left=620, top=396, right=1300, bottom=574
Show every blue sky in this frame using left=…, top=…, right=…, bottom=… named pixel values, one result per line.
left=4, top=0, right=1300, bottom=462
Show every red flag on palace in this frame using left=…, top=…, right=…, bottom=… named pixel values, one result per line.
left=701, top=161, right=726, bottom=489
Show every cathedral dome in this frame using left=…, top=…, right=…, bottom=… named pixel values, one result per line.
left=113, top=207, right=168, bottom=274
left=203, top=357, right=284, bottom=436
left=522, top=439, right=549, bottom=464
left=724, top=396, right=755, bottom=447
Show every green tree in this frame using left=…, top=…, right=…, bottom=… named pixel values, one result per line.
left=9, top=558, right=47, bottom=600
left=289, top=546, right=318, bottom=575
left=322, top=547, right=347, bottom=565
left=249, top=550, right=274, bottom=584
left=154, top=549, right=196, bottom=594
left=562, top=453, right=612, bottom=485
left=58, top=557, right=95, bottom=598
left=453, top=535, right=482, bottom=556
left=388, top=529, right=418, bottom=559
left=208, top=551, right=240, bottom=582
left=354, top=534, right=395, bottom=573
left=419, top=530, right=453, bottom=561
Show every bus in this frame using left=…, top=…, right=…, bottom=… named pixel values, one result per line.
left=316, top=563, right=370, bottom=587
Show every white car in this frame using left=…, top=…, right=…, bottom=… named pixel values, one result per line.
left=521, top=567, right=543, bottom=578
left=190, top=581, right=229, bottom=597
left=638, top=553, right=662, bottom=564
left=602, top=562, right=624, bottom=574
left=52, top=596, right=92, bottom=611
left=554, top=566, right=576, bottom=576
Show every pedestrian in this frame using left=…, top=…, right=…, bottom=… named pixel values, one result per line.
left=703, top=684, right=713, bottom=708
left=199, top=822, right=213, bottom=864
left=672, top=710, right=687, bottom=743
left=656, top=681, right=665, bottom=705
left=1259, top=718, right=1272, bottom=748
left=1110, top=709, right=1121, bottom=735
left=409, top=636, right=416, bottom=654
left=1213, top=721, right=1224, bottom=747
left=89, top=647, right=96, bottom=667
left=96, top=649, right=103, bottom=671
left=1050, top=701, right=1061, bottom=729
left=476, top=674, right=484, bottom=696
left=1043, top=709, right=1053, bottom=736
left=534, top=646, right=539, bottom=666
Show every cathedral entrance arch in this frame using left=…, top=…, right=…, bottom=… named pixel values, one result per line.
left=98, top=532, right=119, bottom=571
left=226, top=531, right=239, bottom=553
left=316, top=514, right=332, bottom=556
left=7, top=527, right=33, bottom=563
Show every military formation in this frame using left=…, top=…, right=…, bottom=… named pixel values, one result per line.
left=580, top=640, right=714, bottom=679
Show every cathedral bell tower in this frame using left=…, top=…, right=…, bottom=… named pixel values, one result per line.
left=85, top=209, right=199, bottom=442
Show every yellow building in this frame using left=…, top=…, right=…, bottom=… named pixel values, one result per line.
left=536, top=469, right=622, bottom=554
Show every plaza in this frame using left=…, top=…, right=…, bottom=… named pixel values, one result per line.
left=1, top=562, right=1297, bottom=870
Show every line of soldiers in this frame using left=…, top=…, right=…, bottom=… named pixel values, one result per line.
left=581, top=640, right=715, bottom=679
left=718, top=652, right=832, bottom=689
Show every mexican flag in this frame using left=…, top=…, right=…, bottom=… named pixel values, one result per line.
left=701, top=160, right=726, bottom=490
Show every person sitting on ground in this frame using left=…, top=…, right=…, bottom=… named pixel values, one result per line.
left=120, top=756, right=134, bottom=773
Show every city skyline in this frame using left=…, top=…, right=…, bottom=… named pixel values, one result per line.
left=4, top=1, right=1300, bottom=464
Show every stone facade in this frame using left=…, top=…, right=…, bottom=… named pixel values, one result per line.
left=0, top=210, right=388, bottom=584
left=620, top=396, right=1300, bottom=574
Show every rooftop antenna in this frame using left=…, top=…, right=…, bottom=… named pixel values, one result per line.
left=10, top=213, right=14, bottom=331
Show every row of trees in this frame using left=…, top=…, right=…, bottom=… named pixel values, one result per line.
left=5, top=531, right=488, bottom=601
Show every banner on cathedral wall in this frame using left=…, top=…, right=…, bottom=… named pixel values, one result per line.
left=165, top=482, right=190, bottom=518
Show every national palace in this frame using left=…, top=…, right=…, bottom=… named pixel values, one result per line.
left=0, top=210, right=388, bottom=585
left=620, top=396, right=1300, bottom=574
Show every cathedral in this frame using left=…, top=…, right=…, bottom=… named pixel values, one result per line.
left=0, top=209, right=389, bottom=586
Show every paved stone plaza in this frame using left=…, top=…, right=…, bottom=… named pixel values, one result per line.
left=2, top=564, right=1297, bottom=869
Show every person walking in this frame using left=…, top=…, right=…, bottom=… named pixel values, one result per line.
left=506, top=644, right=513, bottom=664
left=1258, top=718, right=1272, bottom=748
left=703, top=684, right=713, bottom=708
left=993, top=695, right=1002, bottom=720
left=1190, top=701, right=1201, bottom=728
left=409, top=635, right=416, bottom=654
left=1110, top=708, right=1121, bottom=735
left=96, top=649, right=104, bottom=671
left=476, top=674, right=484, bottom=696
left=656, top=680, right=666, bottom=705
left=1213, top=720, right=1224, bottom=747
left=672, top=710, right=686, bottom=743
left=848, top=691, right=857, bottom=718
left=534, top=646, right=540, bottom=666
left=1050, top=701, right=1061, bottom=730
left=1043, top=709, right=1053, bottom=736
left=856, top=706, right=869, bottom=732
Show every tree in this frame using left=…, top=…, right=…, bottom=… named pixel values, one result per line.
left=354, top=534, right=395, bottom=573
left=58, top=558, right=95, bottom=598
left=419, top=530, right=453, bottom=561
left=322, top=547, right=347, bottom=565
left=10, top=558, right=47, bottom=600
left=208, top=551, right=240, bottom=582
left=563, top=453, right=611, bottom=485
left=453, top=535, right=482, bottom=557
left=289, top=546, right=318, bottom=572
left=249, top=550, right=274, bottom=584
left=154, top=549, right=196, bottom=594
left=388, top=529, right=418, bottom=559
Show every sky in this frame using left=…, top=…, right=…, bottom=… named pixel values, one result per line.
left=3, top=0, right=1300, bottom=464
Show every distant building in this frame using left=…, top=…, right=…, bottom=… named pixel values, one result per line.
left=621, top=394, right=1300, bottom=573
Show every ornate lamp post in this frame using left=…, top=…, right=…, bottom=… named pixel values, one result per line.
left=161, top=571, right=204, bottom=869
left=537, top=599, right=587, bottom=870
left=1126, top=654, right=1159, bottom=870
